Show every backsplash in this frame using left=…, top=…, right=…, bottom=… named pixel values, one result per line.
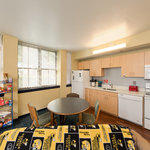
left=92, top=68, right=150, bottom=88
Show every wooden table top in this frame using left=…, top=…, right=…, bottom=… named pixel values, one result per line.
left=47, top=97, right=89, bottom=115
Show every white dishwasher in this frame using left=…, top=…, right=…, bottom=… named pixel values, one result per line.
left=118, top=94, right=143, bottom=125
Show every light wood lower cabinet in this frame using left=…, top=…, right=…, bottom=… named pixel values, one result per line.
left=85, top=88, right=118, bottom=116
left=85, top=88, right=98, bottom=107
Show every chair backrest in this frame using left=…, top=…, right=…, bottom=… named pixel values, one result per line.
left=94, top=100, right=101, bottom=124
left=67, top=93, right=79, bottom=98
left=27, top=104, right=39, bottom=127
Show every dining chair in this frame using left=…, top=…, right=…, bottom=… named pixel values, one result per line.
left=27, top=104, right=54, bottom=127
left=67, top=93, right=79, bottom=98
left=79, top=100, right=101, bottom=125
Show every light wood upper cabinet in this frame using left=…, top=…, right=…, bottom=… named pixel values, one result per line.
left=90, top=59, right=104, bottom=77
left=110, top=54, right=121, bottom=68
left=83, top=60, right=90, bottom=69
left=78, top=60, right=90, bottom=70
left=78, top=61, right=83, bottom=70
left=78, top=49, right=146, bottom=77
left=145, top=50, right=150, bottom=65
left=121, top=51, right=144, bottom=77
left=101, top=56, right=111, bottom=68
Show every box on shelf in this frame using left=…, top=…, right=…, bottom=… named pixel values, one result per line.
left=0, top=111, right=12, bottom=128
left=0, top=97, right=4, bottom=106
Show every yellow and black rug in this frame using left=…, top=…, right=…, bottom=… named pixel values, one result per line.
left=0, top=124, right=135, bottom=150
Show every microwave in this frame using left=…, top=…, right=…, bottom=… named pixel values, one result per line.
left=145, top=65, right=150, bottom=79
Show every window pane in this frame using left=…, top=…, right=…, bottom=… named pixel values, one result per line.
left=18, top=44, right=57, bottom=88
left=18, top=45, right=28, bottom=68
left=29, top=69, right=38, bottom=87
left=49, top=52, right=56, bottom=69
left=18, top=69, right=28, bottom=88
left=29, top=48, right=38, bottom=68
left=49, top=70, right=56, bottom=85
left=41, top=50, right=49, bottom=69
left=42, top=70, right=49, bottom=85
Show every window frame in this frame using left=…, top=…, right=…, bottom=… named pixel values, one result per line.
left=66, top=52, right=72, bottom=85
left=18, top=42, right=57, bottom=90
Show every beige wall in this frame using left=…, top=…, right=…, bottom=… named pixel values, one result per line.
left=2, top=34, right=71, bottom=116
left=71, top=53, right=78, bottom=70
left=18, top=88, right=60, bottom=115
left=72, top=29, right=150, bottom=60
left=0, top=47, right=3, bottom=81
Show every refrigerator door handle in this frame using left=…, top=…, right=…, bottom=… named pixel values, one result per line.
left=79, top=73, right=81, bottom=77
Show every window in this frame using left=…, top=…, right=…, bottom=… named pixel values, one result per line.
left=18, top=43, right=57, bottom=89
left=66, top=52, right=72, bottom=85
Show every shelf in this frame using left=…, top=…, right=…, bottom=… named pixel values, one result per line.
left=0, top=104, right=10, bottom=107
left=0, top=81, right=13, bottom=84
left=0, top=91, right=12, bottom=94
left=0, top=79, right=13, bottom=129
left=0, top=121, right=12, bottom=128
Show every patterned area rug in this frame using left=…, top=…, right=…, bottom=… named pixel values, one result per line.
left=0, top=124, right=135, bottom=150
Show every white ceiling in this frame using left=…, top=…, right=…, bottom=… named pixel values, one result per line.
left=0, top=0, right=150, bottom=51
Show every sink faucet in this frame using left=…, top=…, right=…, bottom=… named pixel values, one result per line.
left=109, top=81, right=113, bottom=89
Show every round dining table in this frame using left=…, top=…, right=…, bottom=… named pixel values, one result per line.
left=47, top=97, right=89, bottom=125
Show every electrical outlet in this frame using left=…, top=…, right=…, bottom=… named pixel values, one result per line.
left=146, top=83, right=150, bottom=89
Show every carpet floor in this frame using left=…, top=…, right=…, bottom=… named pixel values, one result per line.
left=0, top=108, right=78, bottom=134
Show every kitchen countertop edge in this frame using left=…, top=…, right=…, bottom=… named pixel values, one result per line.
left=86, top=86, right=145, bottom=97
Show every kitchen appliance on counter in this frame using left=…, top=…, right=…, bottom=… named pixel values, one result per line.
left=118, top=94, right=143, bottom=126
left=144, top=83, right=150, bottom=130
left=90, top=78, right=96, bottom=87
left=129, top=81, right=138, bottom=92
left=98, top=81, right=103, bottom=87
left=129, top=85, right=138, bottom=92
left=72, top=70, right=90, bottom=98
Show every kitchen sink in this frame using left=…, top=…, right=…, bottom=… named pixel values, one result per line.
left=102, top=88, right=117, bottom=91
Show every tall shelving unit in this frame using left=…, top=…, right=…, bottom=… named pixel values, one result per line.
left=0, top=80, right=13, bottom=129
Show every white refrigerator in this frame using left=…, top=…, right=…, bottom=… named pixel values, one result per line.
left=72, top=70, right=90, bottom=98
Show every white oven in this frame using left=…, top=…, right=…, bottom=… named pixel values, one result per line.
left=145, top=65, right=150, bottom=79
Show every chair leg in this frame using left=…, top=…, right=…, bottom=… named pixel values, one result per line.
left=54, top=119, right=57, bottom=126
left=44, top=122, right=51, bottom=127
left=31, top=122, right=34, bottom=127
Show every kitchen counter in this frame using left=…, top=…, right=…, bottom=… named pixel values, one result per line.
left=86, top=86, right=145, bottom=97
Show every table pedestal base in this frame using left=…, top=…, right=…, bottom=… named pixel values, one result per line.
left=59, top=115, right=65, bottom=125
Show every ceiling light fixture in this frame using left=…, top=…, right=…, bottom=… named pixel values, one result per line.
left=93, top=43, right=126, bottom=54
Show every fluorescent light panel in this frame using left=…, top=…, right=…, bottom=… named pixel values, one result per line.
left=93, top=43, right=126, bottom=54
